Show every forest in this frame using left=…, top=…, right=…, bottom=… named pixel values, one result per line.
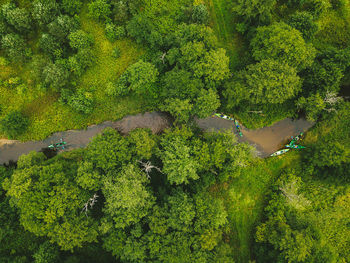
left=0, top=0, right=349, bottom=262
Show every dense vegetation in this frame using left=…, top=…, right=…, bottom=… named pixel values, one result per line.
left=0, top=0, right=349, bottom=262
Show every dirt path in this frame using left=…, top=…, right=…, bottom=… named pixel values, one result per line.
left=0, top=112, right=313, bottom=164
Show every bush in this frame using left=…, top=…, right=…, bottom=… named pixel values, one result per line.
left=41, top=62, right=70, bottom=90
left=68, top=48, right=95, bottom=77
left=1, top=33, right=27, bottom=62
left=0, top=111, right=29, bottom=139
left=105, top=23, right=126, bottom=42
left=287, top=11, right=318, bottom=40
left=88, top=0, right=112, bottom=23
left=112, top=47, right=121, bottom=59
left=68, top=89, right=94, bottom=114
left=32, top=0, right=59, bottom=27
left=1, top=3, right=32, bottom=33
left=68, top=30, right=94, bottom=50
left=48, top=15, right=80, bottom=41
left=39, top=33, right=63, bottom=59
left=192, top=4, right=209, bottom=24
left=61, top=0, right=82, bottom=15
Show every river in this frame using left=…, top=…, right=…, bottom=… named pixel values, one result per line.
left=0, top=112, right=313, bottom=164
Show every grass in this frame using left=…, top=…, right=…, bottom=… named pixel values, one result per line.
left=0, top=3, right=144, bottom=141
left=205, top=0, right=247, bottom=70
left=212, top=154, right=299, bottom=262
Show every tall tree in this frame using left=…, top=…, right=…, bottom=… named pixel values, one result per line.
left=3, top=152, right=99, bottom=250
left=251, top=22, right=316, bottom=70
left=224, top=59, right=301, bottom=107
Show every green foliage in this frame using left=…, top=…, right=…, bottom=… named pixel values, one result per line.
left=1, top=33, right=27, bottom=62
left=224, top=59, right=301, bottom=107
left=68, top=89, right=95, bottom=114
left=39, top=33, right=63, bottom=59
left=61, top=0, right=82, bottom=15
left=255, top=170, right=350, bottom=262
left=48, top=15, right=80, bottom=42
left=305, top=141, right=350, bottom=171
left=41, top=62, right=70, bottom=90
left=0, top=111, right=29, bottom=139
left=297, top=93, right=326, bottom=121
left=115, top=60, right=159, bottom=98
left=287, top=11, right=318, bottom=40
left=193, top=88, right=221, bottom=118
left=85, top=128, right=131, bottom=173
left=160, top=136, right=199, bottom=184
left=1, top=3, right=32, bottom=33
left=251, top=22, right=316, bottom=70
left=68, top=48, right=95, bottom=77
left=127, top=129, right=156, bottom=160
left=76, top=161, right=101, bottom=191
left=102, top=164, right=155, bottom=228
left=33, top=241, right=60, bottom=263
left=32, top=0, right=59, bottom=27
left=192, top=4, right=209, bottom=24
left=111, top=47, right=121, bottom=59
left=161, top=98, right=193, bottom=124
left=193, top=48, right=230, bottom=82
left=68, top=30, right=94, bottom=50
left=232, top=0, right=277, bottom=22
left=88, top=0, right=112, bottom=23
left=105, top=23, right=126, bottom=42
left=160, top=68, right=203, bottom=100
left=302, top=47, right=350, bottom=94
left=4, top=153, right=99, bottom=250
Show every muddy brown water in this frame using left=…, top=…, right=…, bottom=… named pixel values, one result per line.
left=196, top=117, right=313, bottom=157
left=0, top=112, right=313, bottom=164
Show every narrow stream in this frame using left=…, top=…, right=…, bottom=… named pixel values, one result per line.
left=0, top=112, right=313, bottom=164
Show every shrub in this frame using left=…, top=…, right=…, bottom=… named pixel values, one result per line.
left=68, top=89, right=94, bottom=114
left=1, top=33, right=27, bottom=62
left=192, top=4, right=209, bottom=24
left=287, top=12, right=318, bottom=40
left=61, top=0, right=82, bottom=15
left=32, top=0, right=59, bottom=26
left=88, top=0, right=112, bottom=23
left=68, top=30, right=94, bottom=50
left=68, top=49, right=95, bottom=77
left=0, top=111, right=29, bottom=139
left=39, top=33, right=63, bottom=59
left=1, top=3, right=32, bottom=33
left=41, top=62, right=70, bottom=90
left=112, top=47, right=121, bottom=59
left=105, top=23, right=126, bottom=42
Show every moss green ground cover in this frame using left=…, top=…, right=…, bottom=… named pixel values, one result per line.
left=0, top=3, right=143, bottom=141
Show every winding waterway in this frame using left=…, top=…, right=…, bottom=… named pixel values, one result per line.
left=0, top=112, right=313, bottom=164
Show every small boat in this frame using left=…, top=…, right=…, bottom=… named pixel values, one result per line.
left=286, top=144, right=305, bottom=149
left=289, top=132, right=303, bottom=146
left=234, top=120, right=243, bottom=137
left=213, top=113, right=234, bottom=121
left=270, top=148, right=290, bottom=157
left=48, top=139, right=66, bottom=150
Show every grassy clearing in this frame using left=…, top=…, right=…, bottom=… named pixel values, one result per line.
left=205, top=0, right=247, bottom=70
left=212, top=154, right=298, bottom=262
left=0, top=3, right=144, bottom=141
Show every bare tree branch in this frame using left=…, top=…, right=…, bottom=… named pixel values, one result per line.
left=137, top=160, right=162, bottom=179
left=81, top=193, right=99, bottom=216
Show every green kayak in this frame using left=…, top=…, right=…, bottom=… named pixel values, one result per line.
left=214, top=113, right=235, bottom=121
left=270, top=148, right=290, bottom=157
